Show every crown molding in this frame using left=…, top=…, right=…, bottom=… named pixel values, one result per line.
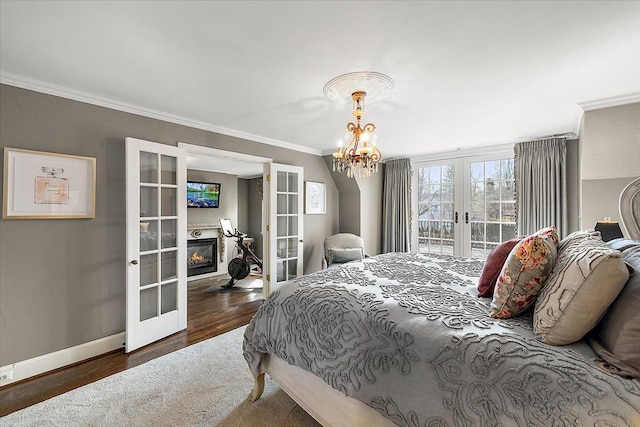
left=410, top=142, right=516, bottom=163
left=0, top=73, right=322, bottom=156
left=578, top=92, right=640, bottom=111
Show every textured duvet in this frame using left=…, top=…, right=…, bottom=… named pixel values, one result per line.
left=243, top=252, right=640, bottom=426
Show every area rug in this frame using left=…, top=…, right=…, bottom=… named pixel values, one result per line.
left=0, top=326, right=319, bottom=427
left=204, top=275, right=263, bottom=293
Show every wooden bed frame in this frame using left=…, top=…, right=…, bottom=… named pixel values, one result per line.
left=249, top=354, right=396, bottom=427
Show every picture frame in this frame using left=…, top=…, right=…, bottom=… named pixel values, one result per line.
left=3, top=147, right=96, bottom=219
left=305, top=181, right=326, bottom=214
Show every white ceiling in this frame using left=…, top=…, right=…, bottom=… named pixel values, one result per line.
left=1, top=1, right=639, bottom=164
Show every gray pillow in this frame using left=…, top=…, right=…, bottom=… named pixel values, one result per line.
left=533, top=233, right=629, bottom=345
left=328, top=247, right=364, bottom=264
left=607, top=238, right=639, bottom=252
left=590, top=244, right=640, bottom=377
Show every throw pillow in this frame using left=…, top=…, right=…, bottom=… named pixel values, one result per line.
left=590, top=244, right=640, bottom=377
left=328, top=247, right=364, bottom=265
left=477, top=238, right=522, bottom=298
left=607, top=238, right=639, bottom=253
left=558, top=228, right=599, bottom=252
left=490, top=227, right=559, bottom=319
left=533, top=234, right=630, bottom=345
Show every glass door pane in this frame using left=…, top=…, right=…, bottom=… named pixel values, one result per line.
left=158, top=152, right=178, bottom=315
left=139, top=151, right=161, bottom=320
left=276, top=171, right=300, bottom=282
left=416, top=163, right=456, bottom=255
left=468, top=158, right=516, bottom=259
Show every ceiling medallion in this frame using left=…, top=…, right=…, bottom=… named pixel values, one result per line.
left=324, top=72, right=394, bottom=177
left=323, top=71, right=395, bottom=104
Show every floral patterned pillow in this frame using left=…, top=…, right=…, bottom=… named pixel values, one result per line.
left=477, top=237, right=522, bottom=298
left=490, top=226, right=559, bottom=319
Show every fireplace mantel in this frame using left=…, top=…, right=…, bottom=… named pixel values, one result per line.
left=187, top=223, right=221, bottom=230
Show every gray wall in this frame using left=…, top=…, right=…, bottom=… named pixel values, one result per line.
left=236, top=177, right=248, bottom=233
left=0, top=84, right=337, bottom=366
left=355, top=171, right=384, bottom=255
left=188, top=170, right=238, bottom=263
left=324, top=156, right=361, bottom=236
left=582, top=177, right=637, bottom=230
left=579, top=102, right=640, bottom=230
left=188, top=170, right=238, bottom=229
left=236, top=177, right=263, bottom=260
left=304, top=172, right=340, bottom=268
left=246, top=177, right=263, bottom=260
left=322, top=156, right=384, bottom=257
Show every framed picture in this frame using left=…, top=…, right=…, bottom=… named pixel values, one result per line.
left=3, top=147, right=96, bottom=219
left=305, top=181, right=326, bottom=214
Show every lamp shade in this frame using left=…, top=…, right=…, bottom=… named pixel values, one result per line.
left=594, top=221, right=624, bottom=242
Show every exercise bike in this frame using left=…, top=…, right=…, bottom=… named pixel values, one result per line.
left=219, top=218, right=263, bottom=289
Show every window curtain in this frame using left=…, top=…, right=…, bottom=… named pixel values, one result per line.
left=514, top=137, right=567, bottom=237
left=382, top=158, right=412, bottom=252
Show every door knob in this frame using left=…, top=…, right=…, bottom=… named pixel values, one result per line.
left=131, top=260, right=139, bottom=265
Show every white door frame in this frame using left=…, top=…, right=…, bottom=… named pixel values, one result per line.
left=177, top=143, right=273, bottom=166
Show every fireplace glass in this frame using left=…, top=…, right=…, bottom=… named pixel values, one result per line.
left=187, top=238, right=218, bottom=277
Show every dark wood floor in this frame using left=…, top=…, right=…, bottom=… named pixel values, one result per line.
left=0, top=277, right=264, bottom=417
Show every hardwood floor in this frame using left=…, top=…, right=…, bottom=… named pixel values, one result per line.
left=0, top=277, right=264, bottom=417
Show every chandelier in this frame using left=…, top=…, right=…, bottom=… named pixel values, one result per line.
left=324, top=72, right=394, bottom=178
left=332, top=91, right=381, bottom=177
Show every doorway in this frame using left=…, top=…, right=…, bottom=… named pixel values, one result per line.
left=178, top=142, right=270, bottom=298
left=126, top=140, right=303, bottom=351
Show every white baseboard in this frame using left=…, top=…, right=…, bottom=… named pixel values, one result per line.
left=0, top=332, right=125, bottom=387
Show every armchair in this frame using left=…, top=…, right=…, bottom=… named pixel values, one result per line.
left=323, top=233, right=366, bottom=268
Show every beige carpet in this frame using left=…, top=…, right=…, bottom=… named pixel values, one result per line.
left=0, top=326, right=320, bottom=427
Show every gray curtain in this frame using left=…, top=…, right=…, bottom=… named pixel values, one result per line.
left=515, top=137, right=567, bottom=237
left=382, top=158, right=412, bottom=252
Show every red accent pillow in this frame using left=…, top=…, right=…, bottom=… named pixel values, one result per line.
left=477, top=238, right=522, bottom=298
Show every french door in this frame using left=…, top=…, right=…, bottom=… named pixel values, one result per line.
left=413, top=152, right=515, bottom=259
left=125, top=137, right=187, bottom=352
left=263, top=163, right=304, bottom=295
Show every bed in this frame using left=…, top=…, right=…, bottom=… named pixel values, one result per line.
left=243, top=233, right=640, bottom=426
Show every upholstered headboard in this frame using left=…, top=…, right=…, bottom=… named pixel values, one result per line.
left=619, top=177, right=640, bottom=240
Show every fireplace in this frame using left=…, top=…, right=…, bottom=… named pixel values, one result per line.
left=187, top=238, right=218, bottom=277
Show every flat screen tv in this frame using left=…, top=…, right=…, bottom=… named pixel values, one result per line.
left=187, top=181, right=221, bottom=208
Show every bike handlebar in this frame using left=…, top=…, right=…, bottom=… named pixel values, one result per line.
left=223, top=228, right=247, bottom=239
